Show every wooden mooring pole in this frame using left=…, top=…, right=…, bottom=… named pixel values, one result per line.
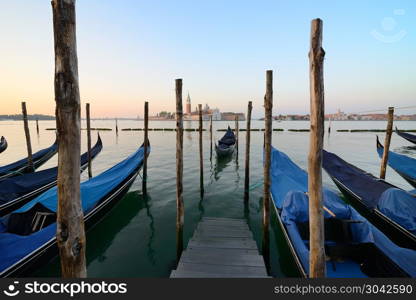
left=143, top=101, right=149, bottom=195
left=263, top=70, right=273, bottom=268
left=86, top=103, right=92, bottom=178
left=235, top=115, right=239, bottom=160
left=210, top=115, right=213, bottom=161
left=52, top=0, right=86, bottom=278
left=21, top=102, right=34, bottom=171
left=175, top=79, right=184, bottom=263
left=198, top=104, right=204, bottom=197
left=115, top=118, right=119, bottom=135
left=380, top=107, right=394, bottom=179
left=36, top=118, right=40, bottom=135
left=244, top=101, right=252, bottom=203
left=308, top=18, right=326, bottom=278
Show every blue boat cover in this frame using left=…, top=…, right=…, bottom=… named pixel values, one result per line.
left=0, top=137, right=103, bottom=206
left=0, top=140, right=58, bottom=177
left=322, top=150, right=393, bottom=209
left=0, top=144, right=148, bottom=273
left=376, top=141, right=416, bottom=182
left=270, top=147, right=416, bottom=277
left=218, top=126, right=236, bottom=147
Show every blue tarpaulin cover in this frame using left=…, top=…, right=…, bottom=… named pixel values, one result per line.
left=0, top=137, right=102, bottom=206
left=376, top=141, right=416, bottom=182
left=270, top=146, right=416, bottom=277
left=0, top=140, right=58, bottom=177
left=218, top=126, right=236, bottom=148
left=0, top=144, right=148, bottom=274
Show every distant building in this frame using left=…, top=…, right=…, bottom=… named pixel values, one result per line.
left=221, top=112, right=245, bottom=121
left=186, top=93, right=192, bottom=115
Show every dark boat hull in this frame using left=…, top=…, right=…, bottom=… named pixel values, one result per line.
left=215, top=144, right=235, bottom=157
left=0, top=162, right=142, bottom=278
left=0, top=137, right=7, bottom=154
left=330, top=175, right=416, bottom=250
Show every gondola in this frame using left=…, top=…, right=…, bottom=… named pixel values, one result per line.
left=270, top=147, right=416, bottom=277
left=322, top=149, right=416, bottom=250
left=0, top=137, right=7, bottom=154
left=396, top=127, right=416, bottom=145
left=215, top=126, right=236, bottom=157
left=0, top=139, right=58, bottom=180
left=376, top=136, right=416, bottom=188
left=0, top=141, right=150, bottom=277
left=0, top=135, right=103, bottom=217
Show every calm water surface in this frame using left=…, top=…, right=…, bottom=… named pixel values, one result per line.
left=1, top=120, right=415, bottom=277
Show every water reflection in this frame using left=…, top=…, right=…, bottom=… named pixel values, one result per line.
left=213, top=154, right=233, bottom=181
left=143, top=193, right=156, bottom=265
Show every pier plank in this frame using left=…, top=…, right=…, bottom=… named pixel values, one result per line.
left=171, top=217, right=269, bottom=278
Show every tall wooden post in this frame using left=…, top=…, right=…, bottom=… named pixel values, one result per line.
left=380, top=107, right=394, bottom=179
left=86, top=103, right=92, bottom=178
left=235, top=115, right=239, bottom=160
left=210, top=115, right=213, bottom=160
left=52, top=0, right=86, bottom=278
left=198, top=104, right=204, bottom=197
left=308, top=18, right=326, bottom=278
left=263, top=70, right=273, bottom=268
left=175, top=79, right=184, bottom=262
left=36, top=118, right=40, bottom=135
left=244, top=101, right=252, bottom=203
left=21, top=102, right=34, bottom=171
left=143, top=101, right=149, bottom=195
left=115, top=118, right=119, bottom=135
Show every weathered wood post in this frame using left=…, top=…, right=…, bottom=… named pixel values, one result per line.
left=210, top=115, right=213, bottom=161
left=52, top=0, right=86, bottom=277
left=380, top=107, right=394, bottom=179
left=328, top=118, right=331, bottom=134
left=21, top=102, right=34, bottom=171
left=115, top=118, right=119, bottom=135
left=86, top=103, right=92, bottom=178
left=36, top=118, right=40, bottom=135
left=198, top=104, right=204, bottom=197
left=263, top=70, right=273, bottom=268
left=308, top=18, right=326, bottom=278
left=175, top=79, right=184, bottom=262
left=244, top=101, right=253, bottom=203
left=143, top=101, right=149, bottom=195
left=235, top=114, right=239, bottom=160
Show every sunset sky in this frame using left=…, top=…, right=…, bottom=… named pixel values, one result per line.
left=0, top=0, right=415, bottom=118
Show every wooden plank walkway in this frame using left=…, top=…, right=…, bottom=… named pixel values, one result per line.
left=170, top=217, right=270, bottom=278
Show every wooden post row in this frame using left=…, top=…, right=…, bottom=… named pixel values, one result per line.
left=210, top=115, right=213, bottom=160
left=52, top=0, right=86, bottom=278
left=21, top=101, right=34, bottom=171
left=175, top=79, right=184, bottom=263
left=379, top=107, right=394, bottom=179
left=244, top=101, right=252, bottom=203
left=308, top=18, right=326, bottom=278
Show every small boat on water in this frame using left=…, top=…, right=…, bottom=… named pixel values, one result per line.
left=322, top=150, right=416, bottom=250
left=376, top=136, right=416, bottom=188
left=0, top=135, right=103, bottom=216
left=0, top=141, right=150, bottom=277
left=0, top=137, right=7, bottom=154
left=270, top=147, right=416, bottom=278
left=0, top=139, right=58, bottom=180
left=215, top=126, right=236, bottom=157
left=396, top=127, right=416, bottom=145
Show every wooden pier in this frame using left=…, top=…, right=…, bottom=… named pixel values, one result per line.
left=170, top=217, right=269, bottom=278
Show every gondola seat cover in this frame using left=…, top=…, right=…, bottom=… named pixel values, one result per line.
left=0, top=144, right=148, bottom=274
left=270, top=147, right=416, bottom=277
left=378, top=188, right=416, bottom=235
left=376, top=144, right=416, bottom=182
left=0, top=141, right=58, bottom=176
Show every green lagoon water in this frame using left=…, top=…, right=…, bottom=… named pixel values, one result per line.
left=1, top=119, right=415, bottom=277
